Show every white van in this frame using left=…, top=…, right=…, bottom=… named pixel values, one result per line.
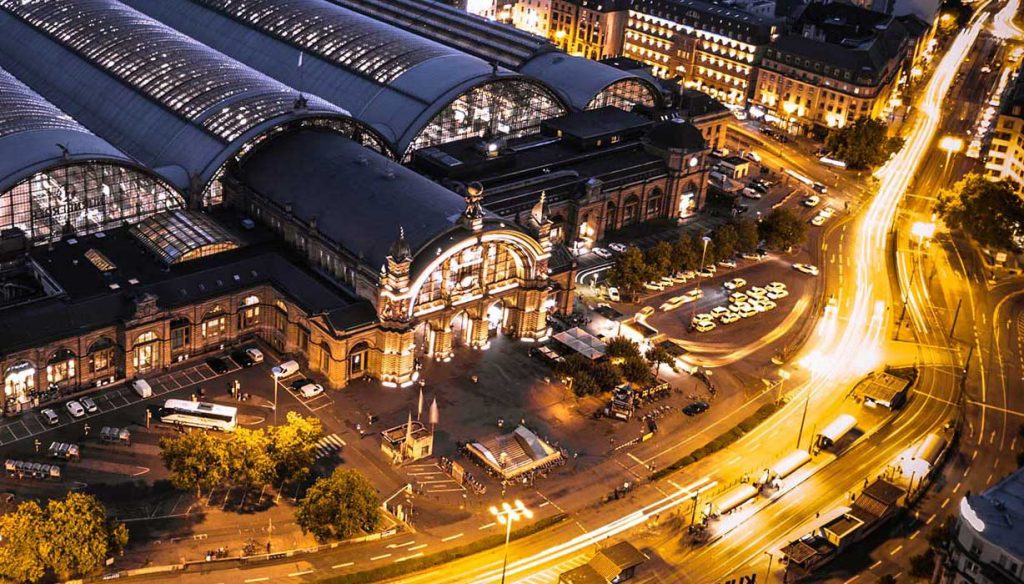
left=272, top=360, right=300, bottom=378
left=132, top=379, right=153, bottom=398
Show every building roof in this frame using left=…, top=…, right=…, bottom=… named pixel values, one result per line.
left=130, top=210, right=239, bottom=266
left=0, top=66, right=163, bottom=196
left=236, top=128, right=468, bottom=269
left=558, top=564, right=608, bottom=584
left=0, top=228, right=370, bottom=353
left=592, top=542, right=648, bottom=573
left=127, top=0, right=559, bottom=157
left=633, top=0, right=781, bottom=42
left=647, top=119, right=708, bottom=151
left=962, top=468, right=1024, bottom=559
left=0, top=0, right=380, bottom=198
left=542, top=107, right=654, bottom=143
left=333, top=0, right=659, bottom=110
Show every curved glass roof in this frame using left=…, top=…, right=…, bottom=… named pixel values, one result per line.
left=0, top=68, right=86, bottom=138
left=127, top=0, right=565, bottom=155
left=194, top=0, right=453, bottom=85
left=0, top=0, right=340, bottom=142
left=130, top=209, right=239, bottom=265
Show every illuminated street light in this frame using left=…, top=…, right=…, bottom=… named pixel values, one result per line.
left=911, top=221, right=936, bottom=242
left=490, top=500, right=533, bottom=584
left=693, top=235, right=712, bottom=318
left=938, top=135, right=964, bottom=171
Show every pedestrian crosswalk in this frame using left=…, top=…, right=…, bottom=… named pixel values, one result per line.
left=314, top=433, right=346, bottom=459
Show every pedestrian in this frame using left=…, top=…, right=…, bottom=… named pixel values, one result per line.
left=266, top=542, right=271, bottom=554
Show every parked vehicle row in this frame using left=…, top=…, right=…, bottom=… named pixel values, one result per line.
left=689, top=281, right=789, bottom=333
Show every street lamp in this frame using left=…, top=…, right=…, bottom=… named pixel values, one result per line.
left=490, top=500, right=533, bottom=584
left=938, top=135, right=963, bottom=171
left=692, top=235, right=712, bottom=319
left=775, top=368, right=790, bottom=403
left=269, top=372, right=281, bottom=425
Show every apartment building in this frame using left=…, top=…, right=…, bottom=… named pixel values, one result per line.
left=549, top=0, right=630, bottom=59
left=986, top=68, right=1024, bottom=194
left=623, top=0, right=779, bottom=107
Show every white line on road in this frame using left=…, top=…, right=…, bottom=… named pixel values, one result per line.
left=479, top=522, right=496, bottom=530
left=387, top=540, right=416, bottom=549
left=408, top=544, right=428, bottom=551
left=441, top=533, right=464, bottom=542
left=890, top=545, right=903, bottom=556
left=370, top=554, right=392, bottom=561
left=953, top=481, right=962, bottom=494
left=870, top=560, right=882, bottom=570
left=244, top=578, right=270, bottom=583
left=909, top=529, right=920, bottom=540
left=941, top=498, right=950, bottom=509
left=927, top=515, right=936, bottom=525
left=288, top=570, right=313, bottom=577
left=332, top=562, right=354, bottom=569
left=842, top=576, right=859, bottom=584
left=395, top=552, right=425, bottom=563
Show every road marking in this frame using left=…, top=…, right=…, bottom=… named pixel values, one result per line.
left=870, top=560, right=882, bottom=570
left=842, top=576, right=859, bottom=584
left=890, top=545, right=903, bottom=556
left=987, top=473, right=994, bottom=485
left=288, top=570, right=313, bottom=577
left=539, top=501, right=550, bottom=508
left=909, top=529, right=920, bottom=540
left=953, top=481, right=962, bottom=494
left=442, top=533, right=464, bottom=542
left=332, top=562, right=354, bottom=569
left=479, top=522, right=496, bottom=530
left=941, top=497, right=950, bottom=509
left=244, top=578, right=270, bottom=583
left=408, top=544, right=428, bottom=551
left=962, top=468, right=970, bottom=478
left=370, top=554, right=392, bottom=561
left=387, top=540, right=415, bottom=549
left=972, top=450, right=978, bottom=460
left=927, top=515, right=936, bottom=525
left=395, top=552, right=424, bottom=562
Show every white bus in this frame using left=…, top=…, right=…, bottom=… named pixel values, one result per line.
left=160, top=399, right=237, bottom=432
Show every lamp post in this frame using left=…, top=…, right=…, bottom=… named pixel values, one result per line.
left=490, top=500, right=532, bottom=584
left=764, top=551, right=774, bottom=583
left=776, top=368, right=790, bottom=404
left=269, top=372, right=281, bottom=426
left=897, top=221, right=935, bottom=338
left=938, top=135, right=963, bottom=173
left=692, top=235, right=712, bottom=319
left=796, top=387, right=811, bottom=450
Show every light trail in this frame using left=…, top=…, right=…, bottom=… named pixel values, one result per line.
left=993, top=0, right=1023, bottom=39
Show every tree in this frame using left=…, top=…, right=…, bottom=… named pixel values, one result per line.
left=644, top=241, right=674, bottom=278
left=605, top=336, right=641, bottom=360
left=734, top=220, right=760, bottom=253
left=910, top=549, right=936, bottom=579
left=620, top=355, right=655, bottom=386
left=672, top=234, right=700, bottom=271
left=937, top=175, right=1024, bottom=251
left=570, top=372, right=600, bottom=396
left=713, top=223, right=739, bottom=259
left=554, top=353, right=591, bottom=381
left=0, top=493, right=127, bottom=583
left=590, top=361, right=622, bottom=393
left=825, top=118, right=904, bottom=169
left=646, top=345, right=673, bottom=377
left=759, top=208, right=808, bottom=251
left=160, top=431, right=228, bottom=498
left=607, top=247, right=651, bottom=297
left=227, top=428, right=276, bottom=492
left=0, top=500, right=46, bottom=583
left=296, top=469, right=382, bottom=541
left=269, top=412, right=325, bottom=483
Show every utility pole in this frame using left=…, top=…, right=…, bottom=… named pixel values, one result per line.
left=949, top=298, right=962, bottom=339
left=963, top=344, right=974, bottom=377
left=796, top=393, right=810, bottom=450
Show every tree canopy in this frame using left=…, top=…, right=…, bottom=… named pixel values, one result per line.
left=606, top=247, right=651, bottom=296
left=759, top=208, right=808, bottom=250
left=160, top=430, right=228, bottom=497
left=0, top=493, right=127, bottom=583
left=269, top=412, right=325, bottom=483
left=937, top=175, right=1024, bottom=251
left=296, top=469, right=382, bottom=542
left=825, top=118, right=904, bottom=169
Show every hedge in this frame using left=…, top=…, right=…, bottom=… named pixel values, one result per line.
left=322, top=513, right=567, bottom=584
left=650, top=402, right=779, bottom=481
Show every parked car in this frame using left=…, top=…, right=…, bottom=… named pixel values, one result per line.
left=683, top=400, right=711, bottom=416
left=750, top=182, right=769, bottom=194
left=724, top=277, right=747, bottom=290
left=132, top=379, right=152, bottom=398
left=811, top=214, right=827, bottom=226
left=644, top=281, right=664, bottom=291
left=637, top=306, right=655, bottom=318
left=206, top=357, right=230, bottom=374
left=720, top=312, right=741, bottom=324
left=760, top=299, right=778, bottom=311
left=231, top=349, right=254, bottom=368
left=697, top=267, right=714, bottom=278
left=65, top=400, right=85, bottom=418
left=793, top=263, right=820, bottom=276
left=592, top=247, right=612, bottom=259
left=692, top=320, right=716, bottom=333
left=244, top=346, right=264, bottom=364
left=40, top=408, right=59, bottom=425
left=812, top=182, right=828, bottom=194
left=607, top=287, right=621, bottom=302
left=734, top=204, right=750, bottom=215
left=803, top=195, right=821, bottom=207
left=297, top=382, right=324, bottom=399
left=745, top=151, right=762, bottom=163
left=766, top=281, right=787, bottom=291
left=766, top=288, right=789, bottom=300
left=710, top=306, right=731, bottom=318
left=748, top=286, right=768, bottom=298
left=79, top=396, right=98, bottom=414
left=608, top=243, right=628, bottom=253
left=742, top=187, right=763, bottom=199
left=741, top=251, right=762, bottom=261
left=679, top=270, right=696, bottom=280
left=682, top=288, right=704, bottom=303
left=272, top=360, right=300, bottom=378
left=660, top=296, right=687, bottom=311
left=737, top=305, right=758, bottom=318
left=728, top=291, right=749, bottom=304
left=718, top=258, right=737, bottom=268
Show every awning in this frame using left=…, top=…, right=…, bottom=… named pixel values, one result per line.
left=553, top=327, right=607, bottom=360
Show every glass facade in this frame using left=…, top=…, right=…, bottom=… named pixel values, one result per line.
left=587, top=79, right=660, bottom=112
left=406, top=80, right=566, bottom=158
left=130, top=209, right=239, bottom=265
left=0, top=163, right=182, bottom=244
left=415, top=242, right=525, bottom=308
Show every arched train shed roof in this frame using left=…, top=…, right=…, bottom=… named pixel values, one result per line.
left=333, top=0, right=661, bottom=110
left=0, top=66, right=169, bottom=195
left=0, top=0, right=387, bottom=200
left=127, top=0, right=567, bottom=156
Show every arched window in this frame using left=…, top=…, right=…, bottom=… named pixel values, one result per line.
left=606, top=202, right=618, bottom=231
left=623, top=195, right=641, bottom=226
left=87, top=337, right=116, bottom=375
left=133, top=331, right=161, bottom=372
left=349, top=341, right=370, bottom=376
left=201, top=306, right=228, bottom=341
left=240, top=295, right=260, bottom=329
left=46, top=348, right=76, bottom=385
left=415, top=242, right=525, bottom=307
left=170, top=317, right=191, bottom=359
left=646, top=187, right=663, bottom=218
left=272, top=299, right=288, bottom=334
left=4, top=360, right=35, bottom=403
